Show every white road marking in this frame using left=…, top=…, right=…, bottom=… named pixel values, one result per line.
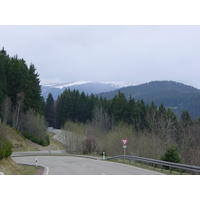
left=82, top=164, right=86, bottom=167
left=101, top=173, right=106, bottom=175
left=90, top=168, right=94, bottom=170
left=45, top=166, right=49, bottom=175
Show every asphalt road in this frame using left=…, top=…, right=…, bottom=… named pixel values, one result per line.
left=12, top=155, right=164, bottom=175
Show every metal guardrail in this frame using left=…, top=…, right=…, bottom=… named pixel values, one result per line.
left=106, top=155, right=200, bottom=175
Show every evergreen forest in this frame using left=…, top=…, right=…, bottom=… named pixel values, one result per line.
left=45, top=87, right=200, bottom=166
left=0, top=48, right=49, bottom=158
left=98, top=81, right=200, bottom=119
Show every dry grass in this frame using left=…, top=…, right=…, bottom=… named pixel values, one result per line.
left=0, top=123, right=64, bottom=175
left=0, top=123, right=48, bottom=151
left=47, top=132, right=66, bottom=150
left=0, top=123, right=65, bottom=152
left=0, top=157, right=43, bottom=175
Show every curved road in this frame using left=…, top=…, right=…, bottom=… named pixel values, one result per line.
left=12, top=155, right=164, bottom=175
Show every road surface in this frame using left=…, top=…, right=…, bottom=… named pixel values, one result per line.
left=12, top=155, right=164, bottom=175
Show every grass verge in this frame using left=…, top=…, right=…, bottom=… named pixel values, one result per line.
left=0, top=157, right=44, bottom=175
left=17, top=165, right=44, bottom=175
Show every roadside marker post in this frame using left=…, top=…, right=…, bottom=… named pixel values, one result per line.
left=36, top=158, right=37, bottom=167
left=103, top=152, right=105, bottom=160
left=48, top=145, right=51, bottom=154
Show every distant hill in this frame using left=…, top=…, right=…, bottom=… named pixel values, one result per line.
left=42, top=81, right=136, bottom=100
left=97, top=81, right=200, bottom=119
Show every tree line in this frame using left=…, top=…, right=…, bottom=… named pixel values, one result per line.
left=0, top=48, right=49, bottom=152
left=44, top=87, right=200, bottom=166
left=98, top=80, right=200, bottom=120
left=45, top=88, right=186, bottom=132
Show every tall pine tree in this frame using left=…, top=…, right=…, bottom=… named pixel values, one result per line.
left=24, top=64, right=42, bottom=113
left=45, top=93, right=55, bottom=127
left=0, top=48, right=8, bottom=105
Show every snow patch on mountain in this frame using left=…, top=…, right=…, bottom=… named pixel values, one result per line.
left=43, top=81, right=92, bottom=89
left=42, top=81, right=137, bottom=100
left=43, top=81, right=136, bottom=89
left=102, top=81, right=136, bottom=88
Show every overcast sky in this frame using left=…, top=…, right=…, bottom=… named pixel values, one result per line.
left=1, top=25, right=200, bottom=88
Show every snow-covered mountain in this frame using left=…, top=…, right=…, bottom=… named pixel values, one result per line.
left=42, top=81, right=136, bottom=100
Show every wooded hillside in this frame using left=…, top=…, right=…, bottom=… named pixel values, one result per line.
left=97, top=81, right=200, bottom=119
left=0, top=48, right=49, bottom=159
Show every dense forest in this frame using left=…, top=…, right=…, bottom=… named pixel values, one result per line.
left=98, top=81, right=200, bottom=119
left=44, top=87, right=200, bottom=166
left=45, top=88, right=199, bottom=131
left=0, top=48, right=49, bottom=159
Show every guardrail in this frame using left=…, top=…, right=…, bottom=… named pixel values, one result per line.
left=106, top=155, right=200, bottom=175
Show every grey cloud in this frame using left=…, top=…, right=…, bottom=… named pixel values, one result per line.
left=1, top=25, right=200, bottom=88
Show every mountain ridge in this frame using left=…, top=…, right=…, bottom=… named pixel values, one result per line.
left=41, top=81, right=136, bottom=99
left=41, top=80, right=200, bottom=119
left=97, top=80, right=200, bottom=119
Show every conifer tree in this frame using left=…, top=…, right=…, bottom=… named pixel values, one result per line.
left=134, top=99, right=147, bottom=131
left=179, top=110, right=193, bottom=127
left=127, top=96, right=136, bottom=125
left=45, top=93, right=55, bottom=127
left=6, top=56, right=28, bottom=106
left=24, top=64, right=42, bottom=113
left=77, top=92, right=89, bottom=123
left=110, top=91, right=128, bottom=124
left=0, top=48, right=8, bottom=105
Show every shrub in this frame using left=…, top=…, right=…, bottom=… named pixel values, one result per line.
left=0, top=138, right=12, bottom=159
left=22, top=110, right=49, bottom=146
left=22, top=132, right=49, bottom=146
left=160, top=145, right=181, bottom=163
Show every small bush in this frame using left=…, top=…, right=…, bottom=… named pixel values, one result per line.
left=0, top=138, right=12, bottom=160
left=160, top=145, right=181, bottom=170
left=22, top=109, right=49, bottom=146
left=22, top=132, right=49, bottom=146
left=160, top=145, right=181, bottom=163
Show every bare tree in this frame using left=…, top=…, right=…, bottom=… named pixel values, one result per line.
left=1, top=97, right=12, bottom=124
left=92, top=105, right=113, bottom=132
left=13, top=92, right=25, bottom=130
left=177, top=123, right=200, bottom=165
left=62, top=121, right=86, bottom=153
left=22, top=109, right=48, bottom=145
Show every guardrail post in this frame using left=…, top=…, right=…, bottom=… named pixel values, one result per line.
left=169, top=166, right=171, bottom=174
left=153, top=163, right=155, bottom=170
left=180, top=169, right=182, bottom=175
left=161, top=165, right=163, bottom=171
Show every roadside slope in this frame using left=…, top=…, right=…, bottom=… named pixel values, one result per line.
left=0, top=123, right=47, bottom=151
